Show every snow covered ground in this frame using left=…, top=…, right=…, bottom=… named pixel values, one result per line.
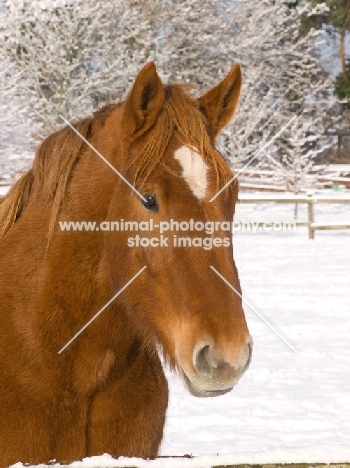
left=12, top=445, right=350, bottom=468
left=6, top=194, right=350, bottom=467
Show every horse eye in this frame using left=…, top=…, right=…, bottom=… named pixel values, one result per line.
left=142, top=195, right=158, bottom=212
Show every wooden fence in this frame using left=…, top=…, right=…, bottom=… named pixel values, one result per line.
left=238, top=194, right=350, bottom=239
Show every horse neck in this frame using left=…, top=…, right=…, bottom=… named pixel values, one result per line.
left=30, top=151, right=138, bottom=363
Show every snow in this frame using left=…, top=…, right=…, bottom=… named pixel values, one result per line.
left=0, top=185, right=10, bottom=196
left=0, top=152, right=33, bottom=187
left=8, top=196, right=350, bottom=467
left=10, top=445, right=350, bottom=468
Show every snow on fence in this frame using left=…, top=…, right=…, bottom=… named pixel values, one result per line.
left=237, top=165, right=350, bottom=192
left=238, top=194, right=350, bottom=239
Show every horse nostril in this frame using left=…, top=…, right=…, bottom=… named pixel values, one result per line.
left=194, top=345, right=212, bottom=377
left=194, top=344, right=231, bottom=378
left=194, top=340, right=252, bottom=379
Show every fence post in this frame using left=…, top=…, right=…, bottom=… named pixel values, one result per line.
left=307, top=197, right=314, bottom=240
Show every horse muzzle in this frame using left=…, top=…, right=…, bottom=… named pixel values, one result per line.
left=178, top=339, right=253, bottom=398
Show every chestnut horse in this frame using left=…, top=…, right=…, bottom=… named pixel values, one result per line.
left=0, top=62, right=252, bottom=466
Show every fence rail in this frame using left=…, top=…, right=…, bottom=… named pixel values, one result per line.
left=238, top=194, right=350, bottom=239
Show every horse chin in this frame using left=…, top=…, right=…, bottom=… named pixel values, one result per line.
left=179, top=367, right=233, bottom=398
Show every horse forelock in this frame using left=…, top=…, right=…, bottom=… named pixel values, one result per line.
left=131, top=84, right=234, bottom=193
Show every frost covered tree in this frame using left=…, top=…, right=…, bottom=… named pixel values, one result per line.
left=0, top=56, right=33, bottom=178
left=222, top=0, right=337, bottom=176
left=0, top=0, right=340, bottom=184
left=300, top=0, right=350, bottom=84
left=0, top=0, right=239, bottom=150
left=0, top=0, right=155, bottom=142
left=268, top=116, right=329, bottom=191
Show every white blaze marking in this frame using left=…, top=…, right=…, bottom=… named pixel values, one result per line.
left=174, top=146, right=208, bottom=199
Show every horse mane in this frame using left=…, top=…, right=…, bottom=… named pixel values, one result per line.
left=0, top=86, right=234, bottom=243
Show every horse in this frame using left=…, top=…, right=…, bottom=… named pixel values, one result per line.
left=0, top=62, right=252, bottom=466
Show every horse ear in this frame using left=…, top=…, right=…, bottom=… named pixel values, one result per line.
left=198, top=63, right=242, bottom=136
left=124, top=62, right=164, bottom=134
